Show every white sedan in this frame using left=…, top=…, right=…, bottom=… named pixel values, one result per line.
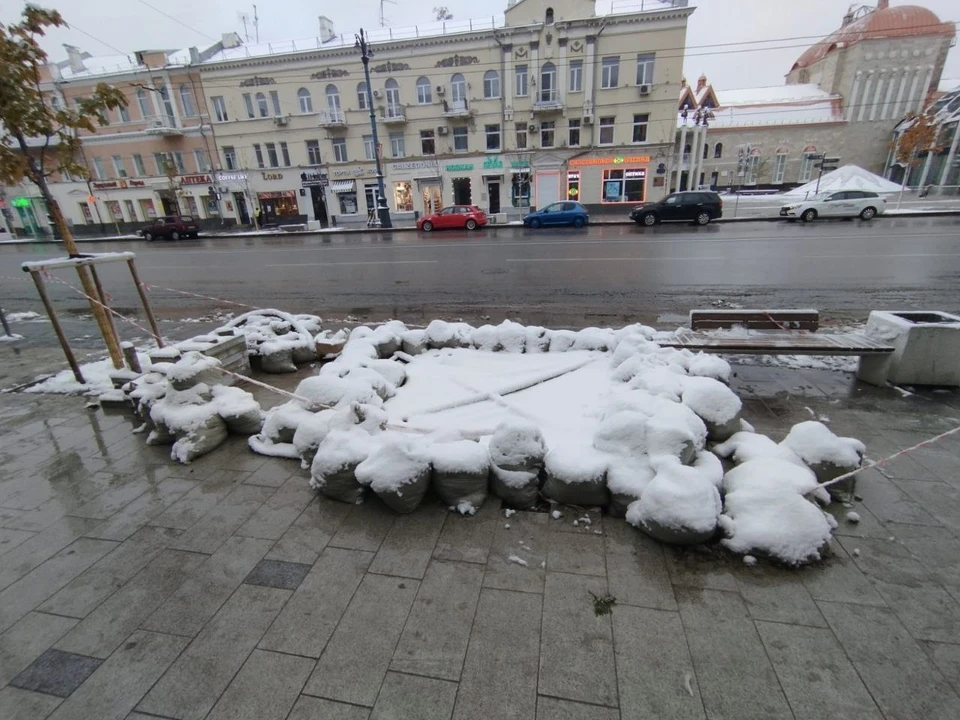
left=779, top=190, right=886, bottom=222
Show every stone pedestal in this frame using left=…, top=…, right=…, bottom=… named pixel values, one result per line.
left=858, top=311, right=960, bottom=387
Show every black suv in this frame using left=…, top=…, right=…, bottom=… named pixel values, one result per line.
left=629, top=191, right=723, bottom=226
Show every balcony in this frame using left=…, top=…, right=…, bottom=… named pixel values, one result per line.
left=144, top=116, right=182, bottom=136
left=442, top=98, right=470, bottom=119
left=381, top=105, right=406, bottom=124
left=317, top=109, right=347, bottom=128
left=532, top=91, right=563, bottom=114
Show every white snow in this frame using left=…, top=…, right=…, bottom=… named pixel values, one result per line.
left=507, top=554, right=528, bottom=567
left=687, top=353, right=732, bottom=383
left=26, top=353, right=150, bottom=396
left=0, top=334, right=24, bottom=341
left=6, top=311, right=41, bottom=322
left=743, top=555, right=758, bottom=566
left=645, top=403, right=707, bottom=460
left=312, top=428, right=380, bottom=477
left=165, top=351, right=220, bottom=384
left=428, top=440, right=490, bottom=475
left=489, top=419, right=547, bottom=468
left=714, top=431, right=805, bottom=467
left=504, top=509, right=516, bottom=518
left=680, top=376, right=742, bottom=424
left=606, top=457, right=656, bottom=496
left=355, top=440, right=430, bottom=492
left=783, top=165, right=903, bottom=198
left=781, top=421, right=865, bottom=468
left=593, top=411, right=649, bottom=456
left=544, top=446, right=608, bottom=484
left=846, top=511, right=861, bottom=524
left=627, top=461, right=721, bottom=536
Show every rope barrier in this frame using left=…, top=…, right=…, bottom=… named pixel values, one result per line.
left=145, top=285, right=259, bottom=310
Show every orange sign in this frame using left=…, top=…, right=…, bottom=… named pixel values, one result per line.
left=569, top=156, right=651, bottom=167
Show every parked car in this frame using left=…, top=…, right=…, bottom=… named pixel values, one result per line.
left=141, top=215, right=200, bottom=241
left=629, top=191, right=723, bottom=226
left=522, top=201, right=590, bottom=228
left=779, top=190, right=886, bottom=222
left=417, top=205, right=488, bottom=232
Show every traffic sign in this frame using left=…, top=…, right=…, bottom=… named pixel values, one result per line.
left=807, top=154, right=825, bottom=161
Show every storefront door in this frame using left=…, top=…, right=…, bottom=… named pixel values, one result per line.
left=310, top=186, right=329, bottom=227
left=421, top=184, right=442, bottom=214
left=487, top=181, right=501, bottom=214
left=234, top=192, right=250, bottom=224
left=452, top=178, right=471, bottom=206
left=535, top=172, right=560, bottom=209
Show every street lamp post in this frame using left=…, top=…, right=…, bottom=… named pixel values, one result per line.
left=355, top=29, right=392, bottom=229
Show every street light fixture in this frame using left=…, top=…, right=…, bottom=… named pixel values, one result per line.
left=355, top=29, right=392, bottom=229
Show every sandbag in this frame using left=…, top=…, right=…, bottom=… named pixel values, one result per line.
left=170, top=414, right=228, bottom=464
left=490, top=465, right=539, bottom=509
left=375, top=466, right=431, bottom=514
left=259, top=347, right=297, bottom=373
left=428, top=440, right=490, bottom=511
left=433, top=469, right=489, bottom=512
left=401, top=330, right=427, bottom=355
left=146, top=419, right=175, bottom=446
left=705, top=414, right=742, bottom=443
left=311, top=429, right=378, bottom=504
left=292, top=344, right=317, bottom=365
left=542, top=475, right=609, bottom=508
left=219, top=407, right=262, bottom=435
left=356, top=441, right=432, bottom=514
left=314, top=463, right=367, bottom=504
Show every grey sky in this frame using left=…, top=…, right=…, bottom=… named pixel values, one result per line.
left=5, top=0, right=958, bottom=91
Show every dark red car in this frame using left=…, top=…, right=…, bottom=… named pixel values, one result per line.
left=141, top=215, right=200, bottom=241
left=417, top=205, right=488, bottom=232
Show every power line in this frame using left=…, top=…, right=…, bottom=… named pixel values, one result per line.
left=136, top=0, right=217, bottom=43
left=67, top=22, right=128, bottom=57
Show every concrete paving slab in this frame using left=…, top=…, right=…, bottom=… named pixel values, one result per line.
left=265, top=497, right=351, bottom=565
left=452, top=588, right=541, bottom=720
left=611, top=605, right=704, bottom=720
left=10, top=648, right=103, bottom=698
left=242, top=459, right=295, bottom=487
left=0, top=612, right=78, bottom=687
left=0, top=686, right=63, bottom=720
left=167, top=483, right=275, bottom=554
left=897, top=480, right=960, bottom=534
left=603, top=520, right=676, bottom=611
left=0, top=517, right=103, bottom=592
left=304, top=573, right=418, bottom=707
left=663, top=546, right=738, bottom=592
left=734, top=565, right=827, bottom=627
left=369, top=505, right=446, bottom=580
left=483, top=511, right=547, bottom=595
left=235, top=476, right=315, bottom=540
left=858, top=471, right=943, bottom=526
left=390, top=560, right=483, bottom=681
left=369, top=672, right=457, bottom=720
left=798, top=541, right=887, bottom=607
left=259, top=547, right=373, bottom=659
left=85, top=477, right=197, bottom=542
left=546, top=532, right=605, bottom=577
left=0, top=529, right=39, bottom=557
left=288, top=695, right=371, bottom=720
left=536, top=697, right=620, bottom=720
left=146, top=471, right=244, bottom=531
left=432, top=501, right=497, bottom=564
left=243, top=558, right=311, bottom=590
left=921, top=640, right=960, bottom=690
left=205, top=649, right=314, bottom=720
left=328, top=500, right=397, bottom=554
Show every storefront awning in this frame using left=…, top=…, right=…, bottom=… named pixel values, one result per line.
left=414, top=175, right=441, bottom=185
left=330, top=180, right=356, bottom=193
left=510, top=168, right=531, bottom=174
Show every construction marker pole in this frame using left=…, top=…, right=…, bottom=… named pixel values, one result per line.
left=0, top=307, right=11, bottom=338
left=88, top=264, right=121, bottom=354
left=126, top=259, right=164, bottom=347
left=28, top=270, right=84, bottom=384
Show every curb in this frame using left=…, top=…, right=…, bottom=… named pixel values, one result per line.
left=3, top=209, right=959, bottom=245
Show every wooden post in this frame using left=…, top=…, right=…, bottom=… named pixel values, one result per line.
left=28, top=270, right=85, bottom=384
left=126, top=259, right=164, bottom=347
left=121, top=342, right=142, bottom=373
left=88, top=264, right=121, bottom=352
left=0, top=307, right=11, bottom=338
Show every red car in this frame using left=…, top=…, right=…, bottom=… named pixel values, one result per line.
left=417, top=205, right=487, bottom=232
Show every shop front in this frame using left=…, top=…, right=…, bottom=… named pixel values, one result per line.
left=217, top=172, right=253, bottom=226
left=300, top=169, right=329, bottom=228
left=327, top=165, right=380, bottom=227
left=567, top=155, right=652, bottom=215
left=254, top=171, right=305, bottom=226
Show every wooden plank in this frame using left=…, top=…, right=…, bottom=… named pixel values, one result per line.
left=657, top=332, right=894, bottom=356
left=690, top=309, right=819, bottom=332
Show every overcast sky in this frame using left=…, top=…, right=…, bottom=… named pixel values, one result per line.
left=4, top=0, right=958, bottom=90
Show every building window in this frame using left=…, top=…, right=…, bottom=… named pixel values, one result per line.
left=105, top=200, right=123, bottom=221
left=158, top=86, right=175, bottom=122
left=745, top=154, right=761, bottom=185
left=636, top=53, right=655, bottom=86
left=270, top=90, right=281, bottom=115
left=172, top=152, right=185, bottom=173
left=545, top=7, right=554, bottom=24
left=136, top=87, right=151, bottom=119
left=799, top=152, right=816, bottom=182
left=118, top=104, right=130, bottom=123
left=453, top=126, right=469, bottom=153
left=91, top=157, right=106, bottom=180
left=512, top=172, right=531, bottom=207
left=394, top=181, right=414, bottom=211
left=599, top=116, right=615, bottom=145
left=153, top=152, right=167, bottom=175
left=253, top=144, right=265, bottom=168
left=569, top=60, right=583, bottom=92
left=357, top=82, right=368, bottom=110
left=632, top=113, right=648, bottom=143
left=485, top=124, right=501, bottom=151
left=306, top=140, right=322, bottom=165
left=567, top=170, right=580, bottom=200
left=265, top=143, right=279, bottom=167
left=483, top=70, right=501, bottom=99
left=714, top=142, right=723, bottom=159
left=337, top=189, right=358, bottom=214
left=111, top=155, right=126, bottom=178
left=416, top=76, right=432, bottom=104
left=540, top=120, right=555, bottom=148
left=280, top=141, right=291, bottom=167
left=515, top=65, right=528, bottom=97
left=194, top=149, right=211, bottom=172
left=515, top=123, right=527, bottom=150
left=243, top=93, right=255, bottom=118
left=326, top=85, right=342, bottom=121
left=139, top=198, right=157, bottom=219
left=212, top=96, right=228, bottom=122
left=390, top=131, right=405, bottom=158
left=601, top=56, right=620, bottom=89
left=774, top=152, right=787, bottom=184
left=223, top=146, right=238, bottom=170
left=179, top=83, right=197, bottom=116
left=256, top=92, right=269, bottom=117
left=298, top=88, right=313, bottom=113
left=568, top=119, right=581, bottom=147
left=421, top=130, right=436, bottom=155
left=540, top=62, right=556, bottom=102
left=385, top=78, right=402, bottom=116
left=124, top=199, right=137, bottom=221
left=332, top=137, right=348, bottom=162
left=451, top=73, right=466, bottom=103
left=602, top=168, right=646, bottom=203
left=703, top=141, right=710, bottom=160
left=132, top=154, right=147, bottom=176
left=363, top=134, right=375, bottom=160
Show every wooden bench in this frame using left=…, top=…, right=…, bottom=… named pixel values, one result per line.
left=659, top=309, right=895, bottom=357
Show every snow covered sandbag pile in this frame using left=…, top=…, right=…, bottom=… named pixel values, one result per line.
left=428, top=439, right=491, bottom=515
left=221, top=310, right=321, bottom=373
left=679, top=376, right=743, bottom=442
left=310, top=428, right=382, bottom=504
left=356, top=439, right=432, bottom=513
left=488, top=420, right=547, bottom=509
left=627, top=459, right=723, bottom=545
left=543, top=446, right=609, bottom=507
left=781, top=421, right=865, bottom=499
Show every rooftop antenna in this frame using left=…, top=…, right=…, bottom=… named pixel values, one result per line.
left=237, top=12, right=250, bottom=42
left=379, top=0, right=397, bottom=27
left=253, top=4, right=260, bottom=43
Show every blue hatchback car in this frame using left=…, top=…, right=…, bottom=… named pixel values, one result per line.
left=522, top=201, right=590, bottom=228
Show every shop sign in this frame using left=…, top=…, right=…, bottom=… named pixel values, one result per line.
left=311, top=68, right=349, bottom=80
left=239, top=76, right=275, bottom=87
left=625, top=169, right=646, bottom=178
left=180, top=174, right=212, bottom=185
left=217, top=172, right=248, bottom=183
left=390, top=160, right=436, bottom=172
left=12, top=197, right=31, bottom=208
left=300, top=170, right=328, bottom=188
left=483, top=156, right=504, bottom=170
left=92, top=180, right=122, bottom=190
left=510, top=159, right=530, bottom=168
left=435, top=55, right=479, bottom=68
left=372, top=61, right=410, bottom=73
left=445, top=163, right=473, bottom=172
left=333, top=167, right=376, bottom=177
left=569, top=155, right=651, bottom=167
left=128, top=179, right=147, bottom=187
left=261, top=172, right=284, bottom=181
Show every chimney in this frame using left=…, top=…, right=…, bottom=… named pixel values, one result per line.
left=696, top=75, right=707, bottom=92
left=63, top=44, right=85, bottom=73
left=318, top=16, right=335, bottom=43
left=220, top=32, right=242, bottom=49
left=877, top=0, right=889, bottom=9
left=189, top=47, right=201, bottom=64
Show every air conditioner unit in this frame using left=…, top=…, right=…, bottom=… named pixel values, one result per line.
left=436, top=85, right=446, bottom=95
left=150, top=119, right=164, bottom=128
left=527, top=123, right=537, bottom=132
left=274, top=115, right=288, bottom=126
left=437, top=125, right=449, bottom=135
left=582, top=113, right=594, bottom=124
left=638, top=83, right=652, bottom=95
left=373, top=89, right=381, bottom=98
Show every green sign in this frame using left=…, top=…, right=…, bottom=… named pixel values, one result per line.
left=445, top=163, right=474, bottom=172
left=510, top=159, right=530, bottom=168
left=12, top=197, right=31, bottom=208
left=483, top=156, right=503, bottom=170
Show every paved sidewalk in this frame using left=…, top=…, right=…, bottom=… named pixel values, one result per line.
left=1, top=365, right=960, bottom=719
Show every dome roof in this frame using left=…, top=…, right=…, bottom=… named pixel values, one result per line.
left=791, top=4, right=955, bottom=71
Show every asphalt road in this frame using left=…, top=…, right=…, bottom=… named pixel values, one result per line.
left=2, top=217, right=959, bottom=344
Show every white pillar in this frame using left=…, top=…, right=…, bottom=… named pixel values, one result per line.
left=939, top=121, right=960, bottom=187
left=845, top=71, right=862, bottom=121
left=893, top=66, right=910, bottom=117
left=530, top=41, right=539, bottom=100
left=697, top=127, right=709, bottom=188
left=869, top=70, right=886, bottom=121
left=917, top=65, right=934, bottom=112
left=558, top=39, right=567, bottom=107
left=856, top=71, right=874, bottom=122
left=676, top=123, right=688, bottom=191
left=687, top=126, right=700, bottom=190
left=584, top=36, right=596, bottom=144
left=906, top=66, right=922, bottom=116
left=504, top=45, right=513, bottom=109
left=881, top=68, right=899, bottom=120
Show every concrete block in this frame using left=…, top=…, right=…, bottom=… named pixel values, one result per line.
left=858, top=310, right=960, bottom=386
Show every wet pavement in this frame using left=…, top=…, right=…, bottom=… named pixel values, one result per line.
left=2, top=217, right=959, bottom=333
left=1, top=363, right=960, bottom=719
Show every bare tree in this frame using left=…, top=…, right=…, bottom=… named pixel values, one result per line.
left=434, top=7, right=453, bottom=21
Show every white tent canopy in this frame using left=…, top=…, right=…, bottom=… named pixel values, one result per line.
left=783, top=165, right=902, bottom=198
